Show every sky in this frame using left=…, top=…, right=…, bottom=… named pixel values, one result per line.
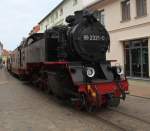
left=0, top=0, right=62, bottom=50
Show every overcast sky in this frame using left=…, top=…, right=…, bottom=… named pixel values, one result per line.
left=0, top=0, right=62, bottom=50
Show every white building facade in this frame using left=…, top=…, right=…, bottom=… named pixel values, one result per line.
left=39, top=0, right=100, bottom=32
left=88, top=0, right=150, bottom=79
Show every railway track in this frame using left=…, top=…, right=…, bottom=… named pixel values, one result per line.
left=87, top=94, right=150, bottom=131
left=108, top=107, right=150, bottom=125
left=87, top=112, right=127, bottom=131
left=86, top=106, right=150, bottom=131
left=26, top=86, right=150, bottom=130
left=95, top=107, right=150, bottom=131
left=128, top=94, right=150, bottom=100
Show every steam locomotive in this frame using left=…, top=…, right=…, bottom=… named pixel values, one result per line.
left=7, top=10, right=128, bottom=111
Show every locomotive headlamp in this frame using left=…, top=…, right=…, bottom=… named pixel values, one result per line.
left=86, top=67, right=95, bottom=78
left=116, top=66, right=124, bottom=75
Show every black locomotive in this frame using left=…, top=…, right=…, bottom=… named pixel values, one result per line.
left=8, top=10, right=128, bottom=111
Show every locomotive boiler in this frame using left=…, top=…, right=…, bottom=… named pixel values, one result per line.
left=8, top=10, right=128, bottom=111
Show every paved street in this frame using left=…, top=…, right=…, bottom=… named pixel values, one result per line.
left=129, top=80, right=150, bottom=98
left=0, top=68, right=150, bottom=131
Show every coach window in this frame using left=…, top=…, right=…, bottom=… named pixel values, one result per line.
left=136, top=0, right=147, bottom=17
left=124, top=39, right=149, bottom=78
left=121, top=0, right=130, bottom=21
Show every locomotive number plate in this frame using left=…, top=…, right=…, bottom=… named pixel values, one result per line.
left=83, top=35, right=105, bottom=41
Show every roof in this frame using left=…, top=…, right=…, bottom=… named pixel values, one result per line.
left=39, top=0, right=65, bottom=24
left=2, top=49, right=10, bottom=57
left=85, top=0, right=104, bottom=9
left=38, top=0, right=105, bottom=25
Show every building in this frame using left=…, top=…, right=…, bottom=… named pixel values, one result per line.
left=2, top=49, right=10, bottom=66
left=87, top=0, right=150, bottom=80
left=29, top=25, right=40, bottom=35
left=0, top=41, right=3, bottom=56
left=0, top=42, right=3, bottom=64
left=39, top=0, right=100, bottom=32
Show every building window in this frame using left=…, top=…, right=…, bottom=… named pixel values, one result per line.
left=73, top=0, right=78, bottom=6
left=121, top=0, right=130, bottom=21
left=136, top=0, right=147, bottom=17
left=124, top=39, right=149, bottom=78
left=60, top=8, right=63, bottom=16
left=46, top=19, right=49, bottom=25
left=55, top=12, right=58, bottom=19
left=51, top=15, right=54, bottom=23
left=94, top=10, right=105, bottom=25
left=45, top=25, right=48, bottom=30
